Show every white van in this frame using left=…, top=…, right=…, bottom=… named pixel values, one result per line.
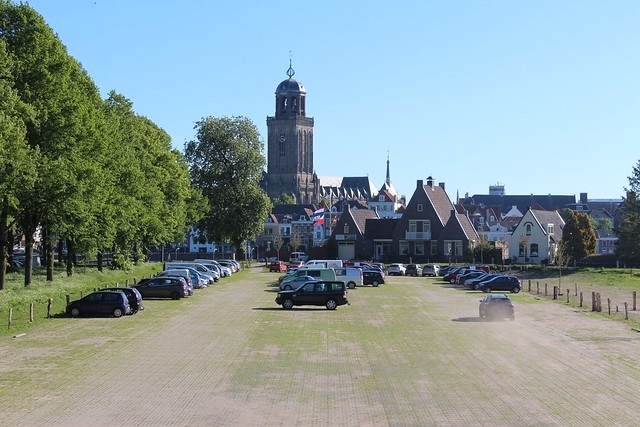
left=289, top=252, right=309, bottom=263
left=334, top=267, right=363, bottom=289
left=304, top=259, right=343, bottom=269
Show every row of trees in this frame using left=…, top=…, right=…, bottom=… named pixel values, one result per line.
left=0, top=2, right=206, bottom=288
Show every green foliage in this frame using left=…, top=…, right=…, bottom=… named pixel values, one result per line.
left=595, top=218, right=612, bottom=231
left=185, top=116, right=272, bottom=254
left=615, top=160, right=640, bottom=264
left=273, top=193, right=295, bottom=205
left=561, top=211, right=597, bottom=262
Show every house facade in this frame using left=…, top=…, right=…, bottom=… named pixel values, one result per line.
left=508, top=208, right=565, bottom=264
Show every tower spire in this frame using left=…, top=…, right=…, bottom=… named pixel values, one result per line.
left=286, top=54, right=295, bottom=79
left=386, top=151, right=391, bottom=185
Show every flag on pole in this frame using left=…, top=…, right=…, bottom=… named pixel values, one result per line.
left=310, top=208, right=324, bottom=222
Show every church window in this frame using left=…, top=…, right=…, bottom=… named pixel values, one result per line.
left=279, top=139, right=285, bottom=156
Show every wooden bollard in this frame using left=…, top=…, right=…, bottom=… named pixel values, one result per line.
left=30, top=303, right=34, bottom=322
left=575, top=283, right=578, bottom=297
left=566, top=289, right=570, bottom=303
left=528, top=280, right=531, bottom=292
left=607, top=298, right=611, bottom=315
left=47, top=298, right=53, bottom=318
left=553, top=286, right=558, bottom=300
left=625, top=302, right=629, bottom=320
left=580, top=292, right=583, bottom=307
left=536, top=282, right=540, bottom=294
left=634, top=291, right=637, bottom=311
left=592, top=292, right=597, bottom=311
left=8, top=308, right=12, bottom=328
left=545, top=283, right=548, bottom=297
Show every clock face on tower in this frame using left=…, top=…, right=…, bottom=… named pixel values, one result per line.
left=279, top=133, right=285, bottom=143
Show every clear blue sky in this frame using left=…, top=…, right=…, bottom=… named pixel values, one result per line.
left=25, top=0, right=639, bottom=201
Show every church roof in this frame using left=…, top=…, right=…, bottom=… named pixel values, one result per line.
left=276, top=78, right=305, bottom=94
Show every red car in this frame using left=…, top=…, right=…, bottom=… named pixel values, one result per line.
left=269, top=261, right=287, bottom=272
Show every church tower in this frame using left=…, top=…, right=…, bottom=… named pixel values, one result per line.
left=266, top=61, right=316, bottom=204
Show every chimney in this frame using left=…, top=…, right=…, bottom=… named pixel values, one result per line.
left=417, top=179, right=423, bottom=189
left=426, top=176, right=434, bottom=187
left=580, top=193, right=588, bottom=203
left=439, top=182, right=445, bottom=191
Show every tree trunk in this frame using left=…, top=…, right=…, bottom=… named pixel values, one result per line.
left=0, top=196, right=9, bottom=291
left=66, top=239, right=74, bottom=277
left=23, top=227, right=36, bottom=287
left=97, top=250, right=103, bottom=272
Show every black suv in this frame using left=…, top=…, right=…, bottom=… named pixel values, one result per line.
left=362, top=270, right=384, bottom=287
left=134, top=277, right=189, bottom=300
left=275, top=281, right=349, bottom=310
left=476, top=275, right=521, bottom=293
left=479, top=294, right=515, bottom=320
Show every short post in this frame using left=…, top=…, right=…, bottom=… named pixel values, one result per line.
left=580, top=292, right=583, bottom=307
left=566, top=289, right=570, bottom=304
left=553, top=286, right=558, bottom=300
left=66, top=295, right=70, bottom=305
left=575, top=283, right=578, bottom=297
left=633, top=291, right=637, bottom=311
left=30, top=303, right=34, bottom=322
left=536, top=282, right=540, bottom=294
left=528, top=280, right=531, bottom=292
left=625, top=302, right=629, bottom=320
left=8, top=308, right=12, bottom=329
left=607, top=298, right=611, bottom=315
left=592, top=292, right=596, bottom=312
left=545, top=283, right=548, bottom=297
left=47, top=298, right=53, bottom=318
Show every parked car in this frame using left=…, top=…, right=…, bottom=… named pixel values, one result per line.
left=134, top=277, right=190, bottom=299
left=405, top=264, right=423, bottom=277
left=288, top=260, right=305, bottom=270
left=334, top=267, right=363, bottom=289
left=217, top=260, right=238, bottom=273
left=370, top=262, right=387, bottom=273
left=158, top=268, right=201, bottom=289
left=479, top=294, right=515, bottom=320
left=421, top=264, right=440, bottom=277
left=279, top=275, right=317, bottom=291
left=269, top=261, right=287, bottom=272
left=362, top=270, right=385, bottom=286
left=456, top=271, right=486, bottom=286
left=476, top=275, right=522, bottom=293
left=388, top=263, right=406, bottom=276
left=275, top=280, right=349, bottom=310
left=66, top=290, right=131, bottom=318
left=443, top=267, right=466, bottom=283
left=438, top=266, right=454, bottom=277
left=465, top=273, right=498, bottom=290
left=101, top=287, right=143, bottom=313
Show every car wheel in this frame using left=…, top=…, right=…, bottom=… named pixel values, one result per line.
left=449, top=278, right=456, bottom=284
left=282, top=299, right=293, bottom=309
left=284, top=285, right=292, bottom=290
left=70, top=307, right=80, bottom=317
left=326, top=299, right=338, bottom=310
left=372, top=280, right=379, bottom=287
left=484, top=287, right=491, bottom=293
left=113, top=308, right=124, bottom=318
left=348, top=282, right=356, bottom=289
left=512, top=286, right=521, bottom=293
left=170, top=291, right=181, bottom=300
left=473, top=284, right=480, bottom=290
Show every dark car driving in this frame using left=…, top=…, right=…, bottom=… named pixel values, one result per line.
left=134, top=276, right=189, bottom=300
left=66, top=290, right=131, bottom=318
left=479, top=294, right=515, bottom=320
left=275, top=280, right=349, bottom=310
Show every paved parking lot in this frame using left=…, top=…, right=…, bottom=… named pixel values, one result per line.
left=2, top=265, right=640, bottom=426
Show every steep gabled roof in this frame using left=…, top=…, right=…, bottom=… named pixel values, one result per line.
left=423, top=183, right=455, bottom=226
left=529, top=209, right=565, bottom=240
left=271, top=204, right=316, bottom=217
left=348, top=208, right=379, bottom=235
left=462, top=194, right=575, bottom=217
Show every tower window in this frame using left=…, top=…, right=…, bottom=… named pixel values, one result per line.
left=279, top=140, right=285, bottom=156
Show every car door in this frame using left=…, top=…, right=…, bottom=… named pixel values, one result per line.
left=295, top=282, right=321, bottom=305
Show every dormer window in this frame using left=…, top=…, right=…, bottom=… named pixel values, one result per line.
left=526, top=224, right=532, bottom=236
left=379, top=195, right=385, bottom=202
left=548, top=224, right=554, bottom=234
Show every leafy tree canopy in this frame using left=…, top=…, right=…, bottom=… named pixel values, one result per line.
left=561, top=210, right=597, bottom=262
left=185, top=116, right=272, bottom=254
left=615, top=160, right=640, bottom=263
